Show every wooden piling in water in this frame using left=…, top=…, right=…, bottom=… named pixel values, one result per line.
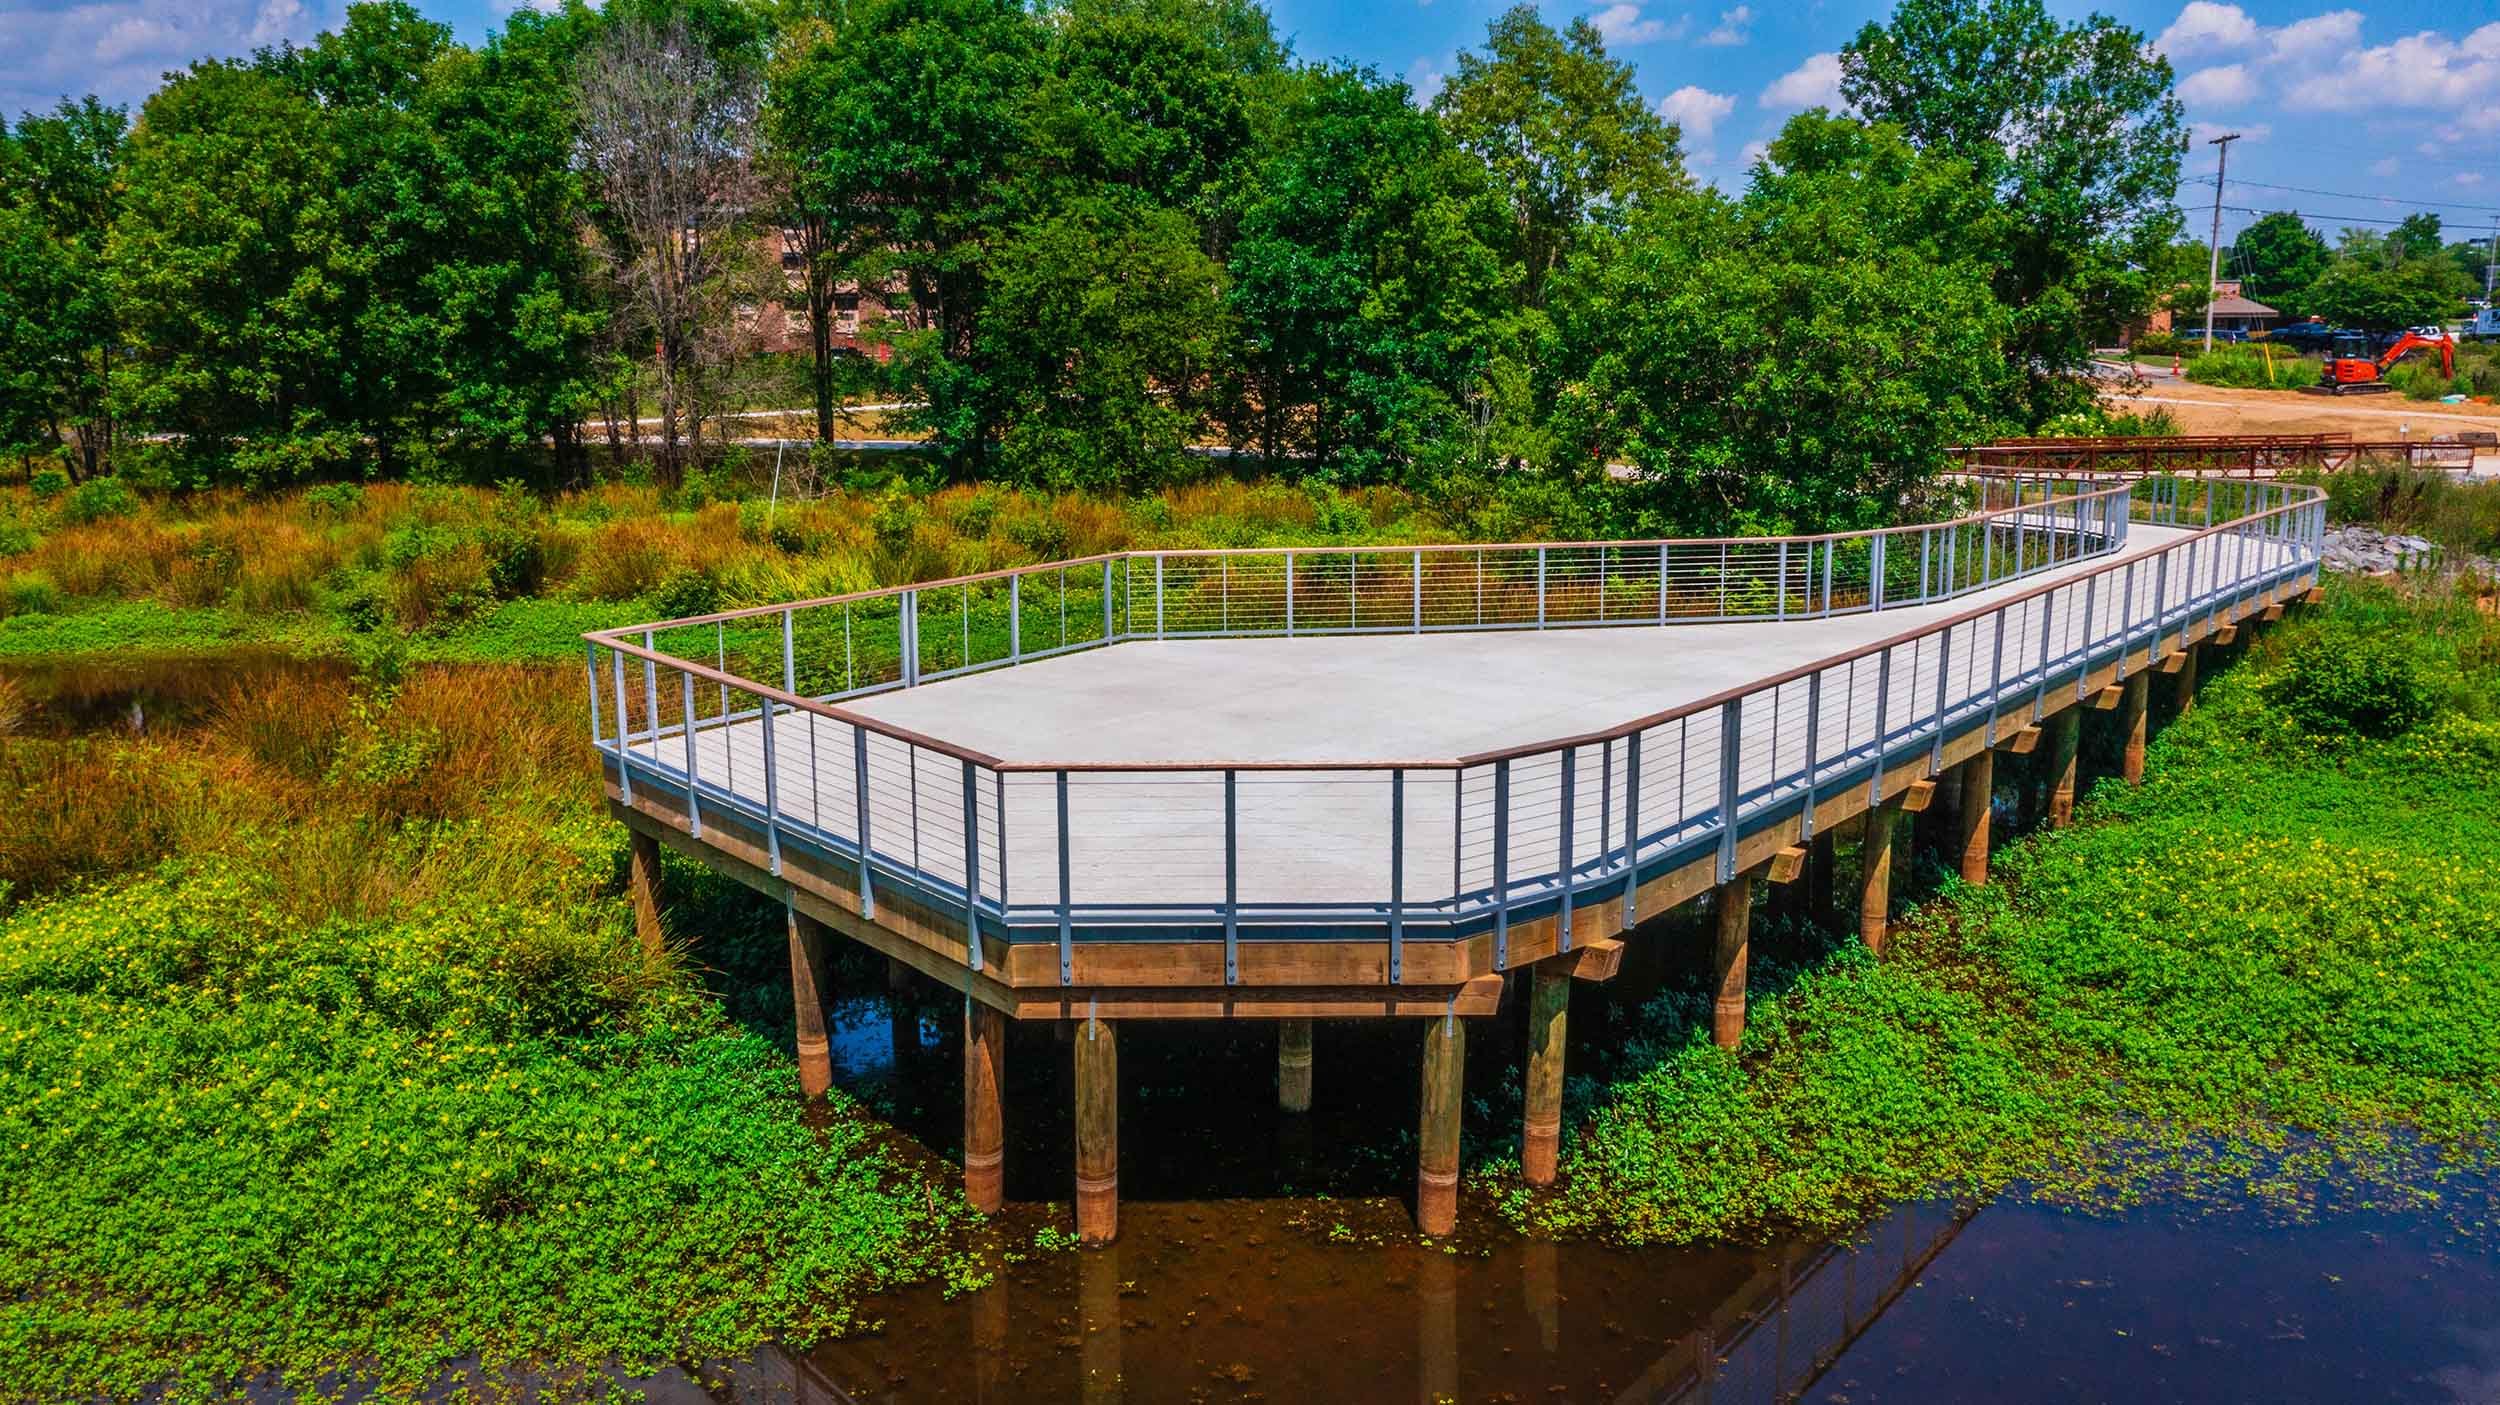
left=1075, top=1014, right=1119, bottom=1243
left=1417, top=1012, right=1465, bottom=1235
left=2122, top=672, right=2149, bottom=785
left=1522, top=963, right=1568, bottom=1186
left=786, top=902, right=832, bottom=1099
left=1277, top=1018, right=1313, bottom=1115
left=963, top=1000, right=1006, bottom=1214
left=2047, top=708, right=2081, bottom=828
left=1712, top=873, right=1754, bottom=1050
left=628, top=829, right=665, bottom=962
left=1858, top=803, right=1898, bottom=954
left=1957, top=749, right=1994, bottom=886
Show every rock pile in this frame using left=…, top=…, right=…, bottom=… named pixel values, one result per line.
left=2319, top=525, right=2498, bottom=577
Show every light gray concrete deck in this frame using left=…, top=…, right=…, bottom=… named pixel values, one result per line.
left=626, top=522, right=2301, bottom=922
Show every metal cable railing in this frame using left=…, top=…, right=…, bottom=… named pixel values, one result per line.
left=586, top=476, right=2323, bottom=985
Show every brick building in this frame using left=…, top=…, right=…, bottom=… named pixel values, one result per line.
left=737, top=227, right=905, bottom=363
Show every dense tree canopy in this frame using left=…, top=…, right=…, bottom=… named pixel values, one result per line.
left=1841, top=0, right=2185, bottom=423
left=0, top=0, right=2263, bottom=529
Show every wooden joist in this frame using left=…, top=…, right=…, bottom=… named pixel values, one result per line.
left=2092, top=684, right=2124, bottom=710
left=1898, top=777, right=1937, bottom=813
left=1562, top=936, right=1626, bottom=982
left=2005, top=725, right=2042, bottom=755
left=1766, top=845, right=1808, bottom=884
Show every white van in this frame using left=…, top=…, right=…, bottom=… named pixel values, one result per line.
left=2468, top=307, right=2500, bottom=340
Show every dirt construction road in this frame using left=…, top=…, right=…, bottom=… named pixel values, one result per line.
left=2098, top=367, right=2500, bottom=439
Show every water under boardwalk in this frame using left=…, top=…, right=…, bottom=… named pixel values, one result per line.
left=587, top=475, right=2324, bottom=1239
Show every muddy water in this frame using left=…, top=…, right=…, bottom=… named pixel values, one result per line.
left=0, top=648, right=345, bottom=736
left=658, top=945, right=2497, bottom=1405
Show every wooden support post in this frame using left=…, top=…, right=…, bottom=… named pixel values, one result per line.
left=1522, top=963, right=1569, bottom=1187
left=2176, top=640, right=2200, bottom=715
left=1075, top=1014, right=1118, bottom=1244
left=2121, top=672, right=2149, bottom=785
left=2047, top=708, right=2081, bottom=829
left=1957, top=749, right=1994, bottom=886
left=1418, top=1238, right=1460, bottom=1403
left=963, top=1000, right=1006, bottom=1215
left=1712, top=873, right=1754, bottom=1050
left=1809, top=829, right=1837, bottom=928
left=1277, top=1018, right=1314, bottom=1115
left=787, top=904, right=832, bottom=1098
left=1858, top=803, right=1899, bottom=955
left=628, top=828, right=665, bottom=962
left=1417, top=1012, right=1465, bottom=1236
left=887, top=956, right=911, bottom=994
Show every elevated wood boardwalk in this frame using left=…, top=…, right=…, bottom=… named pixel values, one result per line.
left=589, top=474, right=2325, bottom=1235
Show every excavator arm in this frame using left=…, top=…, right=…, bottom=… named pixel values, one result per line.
left=2377, top=332, right=2456, bottom=378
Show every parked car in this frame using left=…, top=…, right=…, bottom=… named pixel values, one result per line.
left=2264, top=321, right=2338, bottom=351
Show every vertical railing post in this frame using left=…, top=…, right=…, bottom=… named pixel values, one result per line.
left=1868, top=646, right=1893, bottom=803
left=1557, top=746, right=1576, bottom=952
left=1776, top=541, right=1789, bottom=620
left=1056, top=770, right=1073, bottom=986
left=1620, top=731, right=1642, bottom=928
left=642, top=630, right=659, bottom=742
left=2078, top=571, right=2099, bottom=699
left=1492, top=759, right=1512, bottom=969
left=902, top=591, right=920, bottom=688
left=1155, top=557, right=1165, bottom=639
left=1929, top=626, right=1953, bottom=774
left=1009, top=571, right=1022, bottom=663
left=1101, top=559, right=1113, bottom=643
left=853, top=727, right=875, bottom=918
left=2033, top=591, right=2055, bottom=720
left=1223, top=769, right=1240, bottom=984
left=1412, top=548, right=1423, bottom=632
left=610, top=647, right=633, bottom=807
left=1389, top=768, right=1406, bottom=984
left=961, top=760, right=981, bottom=972
left=1870, top=533, right=1886, bottom=611
left=760, top=695, right=782, bottom=876
left=1537, top=547, right=1549, bottom=627
left=1715, top=700, right=1742, bottom=884
left=781, top=611, right=796, bottom=693
left=1986, top=608, right=2007, bottom=744
left=1285, top=552, right=1296, bottom=637
left=681, top=670, right=702, bottom=837
left=1657, top=544, right=1670, bottom=624
left=1800, top=672, right=1821, bottom=839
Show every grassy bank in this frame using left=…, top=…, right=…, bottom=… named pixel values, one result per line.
left=1508, top=575, right=2500, bottom=1243
left=0, top=660, right=975, bottom=1400
left=0, top=476, right=1490, bottom=667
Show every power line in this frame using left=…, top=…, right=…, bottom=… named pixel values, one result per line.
left=2173, top=201, right=2489, bottom=231
left=2180, top=174, right=2500, bottom=216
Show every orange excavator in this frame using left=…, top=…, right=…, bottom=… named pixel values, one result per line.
left=2303, top=330, right=2457, bottom=395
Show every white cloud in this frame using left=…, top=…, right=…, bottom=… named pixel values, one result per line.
left=1738, top=138, right=1770, bottom=167
left=2461, top=172, right=2488, bottom=187
left=1405, top=55, right=1448, bottom=105
left=0, top=0, right=333, bottom=115
left=1759, top=51, right=1843, bottom=109
left=2177, top=64, right=2256, bottom=104
left=1700, top=5, right=1752, bottom=47
left=2155, top=1, right=2260, bottom=58
left=2289, top=22, right=2500, bottom=112
left=1657, top=85, right=1736, bottom=140
left=1588, top=4, right=1676, bottom=46
left=2266, top=10, right=2362, bottom=62
left=2189, top=120, right=2268, bottom=145
left=2370, top=156, right=2399, bottom=177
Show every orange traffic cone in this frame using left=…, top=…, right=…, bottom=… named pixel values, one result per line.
left=2171, top=356, right=2180, bottom=377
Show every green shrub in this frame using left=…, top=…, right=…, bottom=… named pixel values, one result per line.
left=2183, top=344, right=2313, bottom=389
left=2267, top=633, right=2436, bottom=738
left=2131, top=330, right=2184, bottom=356
left=27, top=467, right=68, bottom=499
left=303, top=481, right=365, bottom=521
left=0, top=521, right=37, bottom=557
left=649, top=567, right=724, bottom=620
left=2, top=571, right=63, bottom=617
left=61, top=475, right=138, bottom=525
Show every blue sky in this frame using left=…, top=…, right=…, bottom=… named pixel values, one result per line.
left=4, top=0, right=2494, bottom=251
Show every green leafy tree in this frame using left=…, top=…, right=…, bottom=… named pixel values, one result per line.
left=1840, top=0, right=2186, bottom=425
left=782, top=0, right=1041, bottom=472
left=2305, top=258, right=2466, bottom=332
left=1, top=98, right=127, bottom=477
left=2392, top=212, right=2444, bottom=264
left=2231, top=211, right=2330, bottom=321
left=1224, top=65, right=1507, bottom=480
left=1431, top=5, right=1685, bottom=314
left=111, top=61, right=362, bottom=484
left=1549, top=114, right=2016, bottom=531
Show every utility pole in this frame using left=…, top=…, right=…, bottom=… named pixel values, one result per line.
left=2486, top=219, right=2496, bottom=305
left=2201, top=132, right=2240, bottom=354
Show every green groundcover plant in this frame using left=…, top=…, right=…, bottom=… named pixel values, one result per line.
left=1506, top=576, right=2500, bottom=1242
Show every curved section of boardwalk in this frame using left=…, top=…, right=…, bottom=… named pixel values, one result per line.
left=589, top=473, right=2322, bottom=1236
